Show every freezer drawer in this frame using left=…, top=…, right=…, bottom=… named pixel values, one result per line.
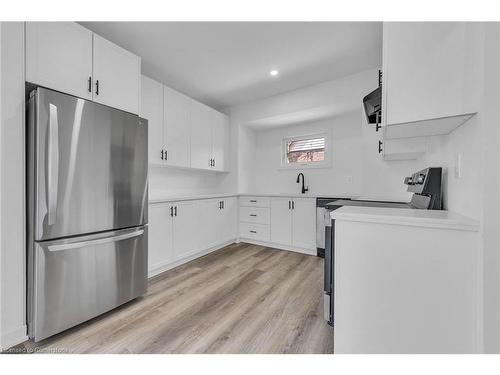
left=28, top=226, right=148, bottom=342
left=28, top=87, right=148, bottom=241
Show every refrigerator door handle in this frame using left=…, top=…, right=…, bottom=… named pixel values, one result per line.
left=47, top=228, right=144, bottom=252
left=47, top=103, right=59, bottom=226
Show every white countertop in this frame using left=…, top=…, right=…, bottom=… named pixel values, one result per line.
left=149, top=191, right=357, bottom=203
left=149, top=192, right=238, bottom=204
left=331, top=206, right=480, bottom=232
left=239, top=193, right=358, bottom=199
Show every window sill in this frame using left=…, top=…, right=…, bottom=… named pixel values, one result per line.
left=278, top=162, right=332, bottom=171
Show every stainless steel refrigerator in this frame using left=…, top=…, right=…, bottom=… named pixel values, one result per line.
left=27, top=87, right=148, bottom=342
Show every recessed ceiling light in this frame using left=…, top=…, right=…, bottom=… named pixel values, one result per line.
left=270, top=70, right=279, bottom=76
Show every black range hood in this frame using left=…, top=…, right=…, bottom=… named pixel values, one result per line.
left=363, top=70, right=382, bottom=127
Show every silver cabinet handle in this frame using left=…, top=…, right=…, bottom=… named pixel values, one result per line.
left=250, top=214, right=257, bottom=217
left=47, top=103, right=59, bottom=226
left=250, top=200, right=257, bottom=203
left=249, top=230, right=257, bottom=234
left=48, top=229, right=144, bottom=252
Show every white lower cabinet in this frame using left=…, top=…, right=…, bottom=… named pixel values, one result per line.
left=240, top=196, right=316, bottom=254
left=270, top=197, right=316, bottom=251
left=172, top=201, right=200, bottom=259
left=148, top=197, right=237, bottom=277
left=290, top=198, right=316, bottom=250
left=148, top=195, right=315, bottom=276
left=199, top=199, right=222, bottom=250
left=270, top=198, right=293, bottom=246
left=148, top=203, right=174, bottom=272
left=220, top=197, right=237, bottom=243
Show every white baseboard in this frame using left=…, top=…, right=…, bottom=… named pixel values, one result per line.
left=1, top=325, right=27, bottom=351
left=239, top=238, right=317, bottom=256
left=148, top=239, right=237, bottom=278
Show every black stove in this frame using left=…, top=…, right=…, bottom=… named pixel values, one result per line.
left=323, top=167, right=443, bottom=326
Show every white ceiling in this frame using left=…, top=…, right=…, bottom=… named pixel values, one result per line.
left=81, top=22, right=382, bottom=110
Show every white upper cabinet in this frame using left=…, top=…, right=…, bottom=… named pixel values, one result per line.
left=212, top=111, right=229, bottom=172
left=190, top=101, right=230, bottom=172
left=190, top=100, right=213, bottom=170
left=141, top=76, right=228, bottom=171
left=26, top=22, right=141, bottom=114
left=26, top=22, right=93, bottom=100
left=141, top=75, right=164, bottom=166
left=164, top=86, right=191, bottom=168
left=382, top=22, right=480, bottom=138
left=92, top=34, right=141, bottom=114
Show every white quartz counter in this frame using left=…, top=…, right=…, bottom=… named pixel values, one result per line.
left=149, top=192, right=356, bottom=203
left=239, top=193, right=357, bottom=199
left=331, top=206, right=480, bottom=231
left=149, top=192, right=238, bottom=204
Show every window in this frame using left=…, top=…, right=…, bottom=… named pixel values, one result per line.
left=282, top=133, right=329, bottom=168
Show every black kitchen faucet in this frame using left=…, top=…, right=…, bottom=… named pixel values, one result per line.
left=296, top=173, right=309, bottom=194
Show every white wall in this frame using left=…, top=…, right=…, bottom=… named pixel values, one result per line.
left=149, top=166, right=234, bottom=198
left=0, top=22, right=26, bottom=350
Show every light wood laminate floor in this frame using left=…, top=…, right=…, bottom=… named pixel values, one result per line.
left=20, top=243, right=333, bottom=354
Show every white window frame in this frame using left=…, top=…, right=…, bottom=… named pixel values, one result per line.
left=280, top=131, right=331, bottom=170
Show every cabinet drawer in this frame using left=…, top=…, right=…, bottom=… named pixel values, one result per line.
left=240, top=196, right=270, bottom=208
left=239, top=207, right=270, bottom=225
left=239, top=223, right=270, bottom=242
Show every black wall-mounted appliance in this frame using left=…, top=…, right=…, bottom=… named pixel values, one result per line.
left=363, top=70, right=382, bottom=130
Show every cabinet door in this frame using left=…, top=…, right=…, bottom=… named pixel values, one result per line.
left=270, top=198, right=292, bottom=246
left=190, top=100, right=213, bottom=170
left=383, top=22, right=480, bottom=125
left=92, top=34, right=140, bottom=114
left=212, top=111, right=229, bottom=172
left=221, top=197, right=237, bottom=243
left=164, top=86, right=191, bottom=167
left=198, top=199, right=221, bottom=250
left=172, top=201, right=200, bottom=260
left=141, top=75, right=164, bottom=166
left=148, top=203, right=174, bottom=272
left=291, top=198, right=316, bottom=250
left=26, top=22, right=93, bottom=100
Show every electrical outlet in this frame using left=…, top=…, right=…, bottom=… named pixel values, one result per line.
left=346, top=175, right=352, bottom=183
left=455, top=153, right=462, bottom=179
